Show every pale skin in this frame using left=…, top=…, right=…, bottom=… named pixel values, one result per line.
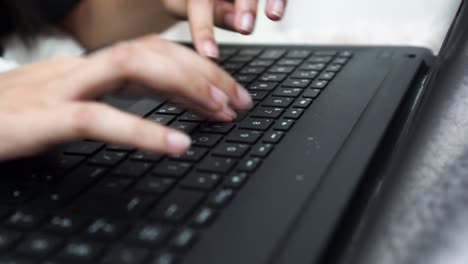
left=0, top=0, right=287, bottom=161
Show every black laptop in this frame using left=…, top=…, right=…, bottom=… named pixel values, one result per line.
left=0, top=2, right=466, bottom=264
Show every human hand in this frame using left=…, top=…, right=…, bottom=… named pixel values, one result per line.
left=0, top=36, right=252, bottom=161
left=162, top=0, right=287, bottom=58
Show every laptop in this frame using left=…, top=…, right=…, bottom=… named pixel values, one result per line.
left=0, top=2, right=466, bottom=264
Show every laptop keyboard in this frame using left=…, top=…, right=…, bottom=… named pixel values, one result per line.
left=0, top=47, right=352, bottom=263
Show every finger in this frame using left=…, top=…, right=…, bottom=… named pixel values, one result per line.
left=63, top=102, right=192, bottom=155
left=139, top=36, right=252, bottom=111
left=213, top=1, right=236, bottom=31
left=187, top=0, right=219, bottom=59
left=170, top=96, right=236, bottom=122
left=234, top=0, right=259, bottom=34
left=266, top=0, right=287, bottom=20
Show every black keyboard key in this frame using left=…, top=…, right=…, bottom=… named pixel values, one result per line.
left=276, top=58, right=303, bottom=66
left=285, top=50, right=311, bottom=59
left=180, top=172, right=221, bottom=191
left=5, top=210, right=45, bottom=230
left=132, top=177, right=174, bottom=195
left=208, top=189, right=234, bottom=207
left=213, top=143, right=250, bottom=158
left=0, top=256, right=34, bottom=264
left=150, top=252, right=180, bottom=264
left=152, top=161, right=192, bottom=178
left=148, top=114, right=176, bottom=125
left=259, top=73, right=287, bottom=82
left=239, top=118, right=273, bottom=131
left=273, top=119, right=295, bottom=131
left=249, top=59, right=274, bottom=67
left=314, top=50, right=337, bottom=56
left=291, top=70, right=319, bottom=79
left=127, top=223, right=171, bottom=247
left=318, top=72, right=336, bottom=80
left=268, top=66, right=294, bottom=74
left=293, top=98, right=313, bottom=108
left=199, top=123, right=235, bottom=134
left=234, top=74, right=257, bottom=84
left=43, top=215, right=87, bottom=235
left=240, top=67, right=265, bottom=75
left=251, top=107, right=284, bottom=119
left=16, top=234, right=62, bottom=258
left=273, top=87, right=303, bottom=98
left=91, top=178, right=132, bottom=193
left=226, top=130, right=262, bottom=144
left=127, top=98, right=162, bottom=117
left=299, top=63, right=325, bottom=71
left=170, top=121, right=199, bottom=134
left=178, top=112, right=205, bottom=122
left=283, top=108, right=304, bottom=119
left=339, top=51, right=353, bottom=57
left=326, top=64, right=342, bottom=72
left=197, top=157, right=236, bottom=174
left=111, top=161, right=152, bottom=179
left=282, top=78, right=311, bottom=88
left=222, top=62, right=244, bottom=70
left=85, top=219, right=127, bottom=240
left=192, top=207, right=216, bottom=226
left=57, top=240, right=104, bottom=262
left=263, top=131, right=285, bottom=143
left=310, top=80, right=328, bottom=89
left=238, top=157, right=262, bottom=172
left=64, top=141, right=103, bottom=155
left=171, top=147, right=208, bottom=162
left=249, top=90, right=269, bottom=101
left=0, top=229, right=21, bottom=251
left=239, top=48, right=262, bottom=56
left=51, top=154, right=84, bottom=171
left=89, top=151, right=126, bottom=166
left=192, top=134, right=222, bottom=148
left=229, top=56, right=254, bottom=63
left=157, top=104, right=184, bottom=115
left=106, top=144, right=135, bottom=152
left=307, top=55, right=333, bottom=63
left=171, top=228, right=197, bottom=251
left=262, top=96, right=293, bottom=108
left=251, top=143, right=274, bottom=157
left=131, top=151, right=163, bottom=162
left=71, top=194, right=155, bottom=218
left=102, top=246, right=150, bottom=264
left=248, top=82, right=277, bottom=91
left=332, top=57, right=348, bottom=64
left=259, top=49, right=285, bottom=59
left=150, top=189, right=204, bottom=223
left=302, top=89, right=321, bottom=98
left=224, top=172, right=249, bottom=189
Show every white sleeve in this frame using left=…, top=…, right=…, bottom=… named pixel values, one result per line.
left=0, top=57, right=18, bottom=72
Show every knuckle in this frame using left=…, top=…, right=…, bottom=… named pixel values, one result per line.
left=106, top=43, right=139, bottom=74
left=71, top=104, right=98, bottom=135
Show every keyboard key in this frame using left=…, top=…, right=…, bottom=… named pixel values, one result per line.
left=57, top=240, right=104, bottom=262
left=208, top=189, right=234, bottom=207
left=229, top=55, right=254, bottom=63
left=249, top=91, right=269, bottom=101
left=293, top=98, right=313, bottom=108
left=259, top=49, right=285, bottom=59
left=299, top=63, right=325, bottom=71
left=251, top=143, right=274, bottom=157
left=192, top=134, right=222, bottom=148
left=170, top=121, right=199, bottom=134
left=106, top=144, right=135, bottom=152
left=285, top=50, right=311, bottom=59
left=171, top=147, right=208, bottom=162
left=157, top=104, right=184, bottom=115
left=291, top=70, right=319, bottom=79
left=150, top=189, right=204, bottom=223
left=251, top=107, right=284, bottom=119
left=197, top=157, right=236, bottom=174
left=263, top=131, right=285, bottom=143
left=239, top=118, right=273, bottom=131
left=51, top=154, right=84, bottom=172
left=0, top=229, right=21, bottom=251
left=339, top=51, right=353, bottom=57
left=171, top=228, right=197, bottom=251
left=192, top=207, right=216, bottom=226
left=332, top=57, right=348, bottom=64
left=273, top=88, right=303, bottom=98
left=64, top=141, right=103, bottom=155
left=152, top=161, right=192, bottom=178
left=180, top=172, right=221, bottom=191
left=259, top=73, right=287, bottom=82
left=273, top=119, right=295, bottom=131
left=213, top=143, right=250, bottom=158
left=249, top=59, right=274, bottom=67
left=283, top=108, right=304, bottom=119
left=132, top=177, right=175, bottom=195
left=43, top=215, right=87, bottom=235
left=85, top=219, right=127, bottom=240
left=222, top=62, right=244, bottom=70
left=282, top=78, right=311, bottom=88
left=326, top=64, right=342, bottom=72
left=199, top=123, right=235, bottom=134
left=276, top=58, right=302, bottom=66
left=102, top=246, right=150, bottom=264
left=224, top=172, right=249, bottom=189
left=0, top=256, right=34, bottom=264
left=248, top=81, right=278, bottom=91
left=131, top=151, right=163, bottom=162
left=239, top=48, right=262, bottom=56
left=318, top=72, right=336, bottom=80
left=240, top=67, right=265, bottom=75
left=91, top=178, right=132, bottom=193
left=234, top=74, right=257, bottom=84
left=314, top=50, right=337, bottom=56
left=302, top=89, right=321, bottom=98
left=262, top=96, right=293, bottom=108
left=307, top=56, right=333, bottom=63
left=226, top=130, right=262, bottom=144
left=148, top=114, right=176, bottom=125
left=89, top=151, right=127, bottom=166
left=310, top=80, right=328, bottom=89
left=126, top=98, right=162, bottom=117
left=16, top=233, right=62, bottom=258
left=127, top=223, right=171, bottom=247
left=150, top=252, right=180, bottom=264
left=178, top=112, right=205, bottom=122
left=268, top=66, right=294, bottom=74
left=111, top=161, right=152, bottom=179
left=5, top=210, right=45, bottom=230
left=238, top=158, right=262, bottom=172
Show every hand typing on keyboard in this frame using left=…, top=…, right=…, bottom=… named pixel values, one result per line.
left=0, top=36, right=252, bottom=161
left=162, top=0, right=288, bottom=58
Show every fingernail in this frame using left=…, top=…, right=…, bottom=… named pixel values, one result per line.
left=236, top=84, right=253, bottom=109
left=271, top=0, right=285, bottom=18
left=240, top=12, right=254, bottom=33
left=210, top=85, right=229, bottom=109
left=222, top=104, right=237, bottom=120
left=202, top=40, right=219, bottom=59
left=224, top=13, right=235, bottom=28
left=167, top=131, right=191, bottom=153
